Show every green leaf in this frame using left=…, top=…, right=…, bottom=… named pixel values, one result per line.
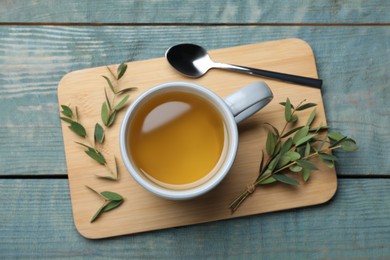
left=281, top=126, right=304, bottom=138
left=258, top=151, right=265, bottom=174
left=321, top=159, right=334, bottom=168
left=297, top=160, right=319, bottom=171
left=291, top=114, right=298, bottom=123
left=116, top=87, right=137, bottom=95
left=117, top=63, right=128, bottom=80
left=101, top=102, right=109, bottom=126
left=90, top=202, right=107, bottom=223
left=295, top=134, right=316, bottom=147
left=286, top=151, right=301, bottom=161
left=102, top=75, right=116, bottom=94
left=277, top=155, right=291, bottom=168
left=101, top=191, right=123, bottom=201
left=305, top=142, right=311, bottom=156
left=96, top=174, right=117, bottom=181
left=85, top=149, right=106, bottom=165
left=289, top=165, right=303, bottom=172
left=273, top=174, right=300, bottom=185
left=328, top=131, right=345, bottom=141
left=264, top=122, right=280, bottom=137
left=293, top=126, right=309, bottom=144
left=259, top=176, right=277, bottom=185
left=268, top=154, right=281, bottom=171
left=340, top=138, right=358, bottom=152
left=68, top=122, right=86, bottom=138
left=104, top=88, right=112, bottom=111
left=114, top=95, right=129, bottom=111
left=329, top=136, right=348, bottom=148
left=60, top=117, right=75, bottom=124
left=61, top=105, right=73, bottom=118
left=280, top=138, right=293, bottom=155
left=94, top=123, right=105, bottom=144
left=266, top=131, right=276, bottom=156
left=107, top=110, right=117, bottom=127
left=75, top=142, right=93, bottom=150
left=296, top=103, right=317, bottom=111
left=284, top=98, right=292, bottom=122
left=305, top=108, right=316, bottom=126
left=279, top=101, right=294, bottom=109
left=103, top=199, right=123, bottom=212
left=318, top=152, right=338, bottom=162
left=309, top=125, right=328, bottom=133
left=303, top=169, right=311, bottom=182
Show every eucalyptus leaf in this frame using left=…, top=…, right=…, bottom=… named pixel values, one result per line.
left=266, top=131, right=276, bottom=156
left=293, top=126, right=309, bottom=144
left=329, top=136, right=348, bottom=148
left=291, top=114, right=298, bottom=123
left=61, top=105, right=73, bottom=118
left=295, top=134, right=316, bottom=147
left=265, top=122, right=280, bottom=137
left=305, top=142, right=311, bottom=156
left=281, top=126, right=304, bottom=138
left=284, top=98, right=292, bottom=122
left=286, top=151, right=301, bottom=161
left=321, top=158, right=335, bottom=168
left=328, top=131, right=345, bottom=141
left=90, top=202, right=107, bottom=223
left=104, top=88, right=112, bottom=110
left=85, top=149, right=106, bottom=165
left=280, top=138, right=293, bottom=155
left=75, top=142, right=93, bottom=150
left=60, top=117, right=75, bottom=124
left=96, top=174, right=117, bottom=181
left=68, top=122, right=86, bottom=138
left=94, top=123, right=105, bottom=144
left=117, top=63, right=128, bottom=80
left=296, top=103, right=317, bottom=111
left=101, top=191, right=123, bottom=201
left=258, top=150, right=265, bottom=174
left=289, top=165, right=303, bottom=172
left=318, top=152, right=338, bottom=161
left=310, top=125, right=328, bottom=133
left=273, top=174, right=300, bottom=185
left=305, top=108, right=316, bottom=126
left=259, top=176, right=277, bottom=185
left=114, top=95, right=129, bottom=111
left=303, top=169, right=311, bottom=182
left=340, top=138, right=358, bottom=152
left=107, top=110, right=117, bottom=127
left=297, top=160, right=319, bottom=171
left=103, top=199, right=123, bottom=212
left=101, top=102, right=109, bottom=126
left=277, top=155, right=291, bottom=168
left=279, top=101, right=294, bottom=108
left=102, top=75, right=116, bottom=94
left=268, top=154, right=281, bottom=171
left=116, top=87, right=137, bottom=95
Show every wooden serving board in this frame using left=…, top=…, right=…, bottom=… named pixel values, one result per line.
left=58, top=38, right=337, bottom=239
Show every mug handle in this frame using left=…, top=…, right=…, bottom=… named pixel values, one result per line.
left=224, top=81, right=273, bottom=124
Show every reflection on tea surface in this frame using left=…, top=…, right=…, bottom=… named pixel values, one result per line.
left=129, top=91, right=226, bottom=187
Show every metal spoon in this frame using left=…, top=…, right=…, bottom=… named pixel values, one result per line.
left=165, top=43, right=322, bottom=89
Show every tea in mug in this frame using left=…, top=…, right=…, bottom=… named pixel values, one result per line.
left=128, top=91, right=226, bottom=188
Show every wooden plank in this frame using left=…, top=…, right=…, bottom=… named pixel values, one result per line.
left=0, top=26, right=388, bottom=176
left=0, top=1, right=389, bottom=24
left=58, top=39, right=337, bottom=238
left=0, top=178, right=389, bottom=258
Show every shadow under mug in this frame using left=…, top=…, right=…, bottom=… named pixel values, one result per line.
left=120, top=81, right=273, bottom=200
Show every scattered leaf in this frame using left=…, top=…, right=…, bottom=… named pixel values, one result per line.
left=90, top=202, right=107, bottom=223
left=116, top=87, right=137, bottom=95
left=85, top=149, right=106, bottom=165
left=103, top=200, right=123, bottom=212
left=102, top=75, right=116, bottom=94
left=68, top=122, right=86, bottom=138
left=101, top=102, right=109, bottom=126
left=94, top=123, right=105, bottom=144
left=61, top=105, right=73, bottom=118
left=107, top=110, right=117, bottom=127
left=101, top=191, right=123, bottom=201
left=296, top=103, right=317, bottom=111
left=117, top=63, right=128, bottom=80
left=104, top=88, right=112, bottom=110
left=114, top=95, right=129, bottom=111
left=60, top=117, right=75, bottom=124
left=305, top=108, right=316, bottom=126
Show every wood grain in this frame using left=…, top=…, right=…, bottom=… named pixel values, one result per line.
left=58, top=39, right=337, bottom=238
left=0, top=26, right=388, bottom=176
left=0, top=178, right=389, bottom=258
left=0, top=0, right=389, bottom=24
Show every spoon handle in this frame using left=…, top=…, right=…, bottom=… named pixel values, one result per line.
left=214, top=63, right=322, bottom=89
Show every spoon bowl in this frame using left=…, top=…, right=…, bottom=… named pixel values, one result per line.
left=165, top=43, right=322, bottom=88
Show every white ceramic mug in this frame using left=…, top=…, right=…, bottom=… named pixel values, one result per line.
left=120, top=81, right=273, bottom=200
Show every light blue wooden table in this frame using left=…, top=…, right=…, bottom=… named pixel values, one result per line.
left=0, top=1, right=389, bottom=258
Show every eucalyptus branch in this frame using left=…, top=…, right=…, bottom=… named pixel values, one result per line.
left=229, top=99, right=358, bottom=213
